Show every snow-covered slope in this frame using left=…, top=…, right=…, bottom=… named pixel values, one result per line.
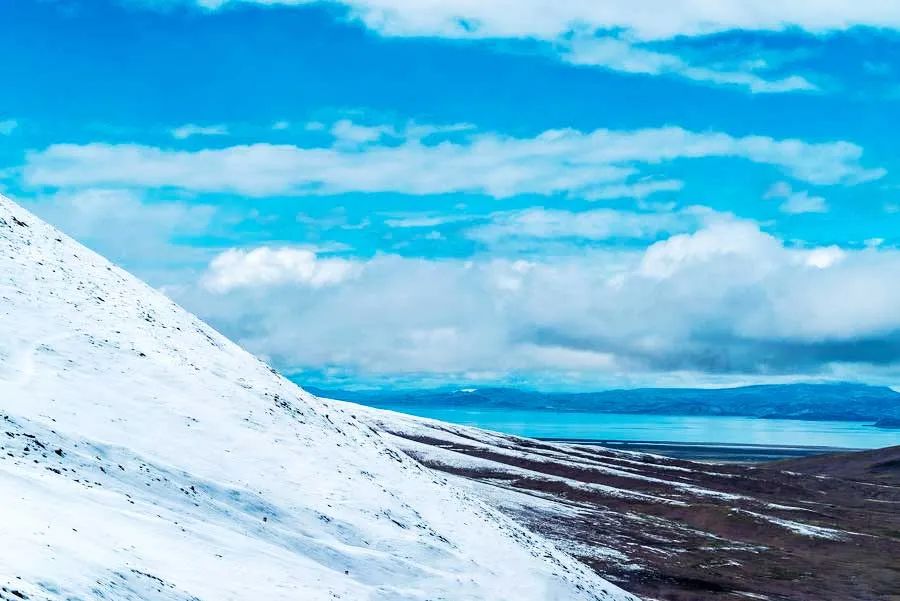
left=0, top=195, right=635, bottom=601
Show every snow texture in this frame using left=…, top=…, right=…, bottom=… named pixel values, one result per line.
left=0, top=195, right=637, bottom=601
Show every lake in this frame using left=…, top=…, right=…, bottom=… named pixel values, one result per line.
left=367, top=405, right=900, bottom=451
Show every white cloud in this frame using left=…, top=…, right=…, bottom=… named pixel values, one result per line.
left=20, top=188, right=217, bottom=274
left=296, top=209, right=370, bottom=231
left=329, top=119, right=474, bottom=146
left=171, top=123, right=230, bottom=139
left=764, top=181, right=793, bottom=199
left=764, top=181, right=829, bottom=214
left=330, top=119, right=394, bottom=145
left=804, top=246, right=845, bottom=269
left=466, top=206, right=717, bottom=245
left=177, top=217, right=900, bottom=384
left=780, top=191, right=829, bottom=214
left=638, top=220, right=782, bottom=279
left=184, top=1, right=900, bottom=42
left=583, top=179, right=684, bottom=201
left=202, top=246, right=361, bottom=292
left=563, top=37, right=816, bottom=94
left=22, top=122, right=884, bottom=198
left=384, top=213, right=472, bottom=228
left=0, top=119, right=18, bottom=135
left=139, top=1, right=900, bottom=92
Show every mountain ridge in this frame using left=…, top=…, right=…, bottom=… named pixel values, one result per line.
left=308, top=382, right=900, bottom=422
left=0, top=194, right=632, bottom=601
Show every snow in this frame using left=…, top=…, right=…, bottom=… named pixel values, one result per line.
left=729, top=509, right=850, bottom=540
left=345, top=402, right=743, bottom=503
left=0, top=195, right=637, bottom=601
left=382, top=431, right=687, bottom=506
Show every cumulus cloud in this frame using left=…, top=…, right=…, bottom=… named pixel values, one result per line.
left=170, top=123, right=230, bottom=139
left=177, top=217, right=900, bottom=385
left=22, top=123, right=884, bottom=197
left=804, top=246, right=845, bottom=269
left=202, top=246, right=361, bottom=292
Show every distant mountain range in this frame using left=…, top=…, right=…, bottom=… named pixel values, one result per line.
left=309, top=383, right=900, bottom=425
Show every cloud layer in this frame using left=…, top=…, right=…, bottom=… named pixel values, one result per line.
left=174, top=216, right=900, bottom=385
left=187, top=1, right=900, bottom=41
left=161, top=0, right=900, bottom=93
left=23, top=123, right=883, bottom=197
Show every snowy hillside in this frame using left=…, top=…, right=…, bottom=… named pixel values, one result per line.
left=0, top=194, right=635, bottom=601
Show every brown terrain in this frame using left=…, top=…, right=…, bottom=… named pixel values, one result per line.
left=345, top=403, right=900, bottom=601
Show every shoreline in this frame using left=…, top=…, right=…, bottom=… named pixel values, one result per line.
left=539, top=438, right=861, bottom=462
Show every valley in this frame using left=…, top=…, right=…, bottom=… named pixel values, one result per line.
left=349, top=404, right=900, bottom=601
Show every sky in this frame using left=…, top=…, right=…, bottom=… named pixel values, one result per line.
left=4, top=0, right=900, bottom=390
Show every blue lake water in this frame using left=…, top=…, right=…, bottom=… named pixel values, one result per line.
left=370, top=405, right=900, bottom=449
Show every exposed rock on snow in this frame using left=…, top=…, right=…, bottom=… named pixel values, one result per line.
left=0, top=195, right=636, bottom=601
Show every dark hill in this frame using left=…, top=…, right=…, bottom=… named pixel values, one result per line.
left=771, top=445, right=900, bottom=486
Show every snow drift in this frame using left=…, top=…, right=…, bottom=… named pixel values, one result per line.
left=0, top=194, right=635, bottom=601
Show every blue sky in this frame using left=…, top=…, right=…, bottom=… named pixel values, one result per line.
left=5, top=0, right=900, bottom=389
